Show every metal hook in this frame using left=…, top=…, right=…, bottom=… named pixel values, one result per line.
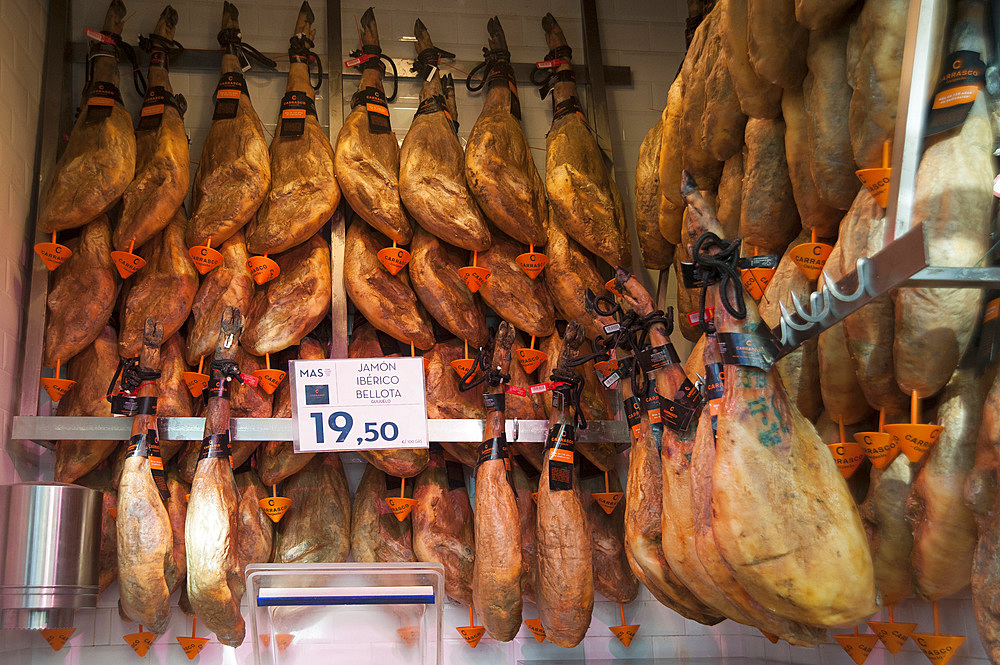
left=790, top=290, right=831, bottom=324
left=224, top=333, right=234, bottom=349
left=779, top=300, right=814, bottom=332
left=822, top=267, right=866, bottom=303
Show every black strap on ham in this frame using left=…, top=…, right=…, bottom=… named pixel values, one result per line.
left=467, top=47, right=520, bottom=119
left=217, top=27, right=277, bottom=70
left=139, top=33, right=185, bottom=71
left=289, top=33, right=323, bottom=91
left=411, top=46, right=455, bottom=79
left=87, top=30, right=146, bottom=97
left=458, top=343, right=510, bottom=393
left=348, top=44, right=398, bottom=101
left=692, top=232, right=746, bottom=331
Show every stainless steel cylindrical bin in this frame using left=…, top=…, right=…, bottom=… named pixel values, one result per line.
left=0, top=482, right=101, bottom=629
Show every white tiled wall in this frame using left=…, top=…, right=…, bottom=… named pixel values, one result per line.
left=0, top=0, right=47, bottom=489
left=4, top=0, right=995, bottom=663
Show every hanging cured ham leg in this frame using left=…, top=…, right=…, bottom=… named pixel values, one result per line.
left=412, top=445, right=475, bottom=605
left=465, top=17, right=547, bottom=246
left=687, top=332, right=827, bottom=644
left=38, top=0, right=135, bottom=233
left=43, top=216, right=117, bottom=368
left=893, top=0, right=994, bottom=398
left=116, top=5, right=189, bottom=252
left=247, top=2, right=339, bottom=255
left=186, top=2, right=271, bottom=248
left=117, top=319, right=175, bottom=634
left=621, top=336, right=722, bottom=622
left=536, top=322, right=593, bottom=646
left=185, top=307, right=247, bottom=647
left=616, top=271, right=826, bottom=644
left=472, top=322, right=522, bottom=641
left=399, top=20, right=490, bottom=251
left=968, top=369, right=1000, bottom=662
left=681, top=172, right=877, bottom=627
left=334, top=8, right=410, bottom=244
left=540, top=14, right=629, bottom=268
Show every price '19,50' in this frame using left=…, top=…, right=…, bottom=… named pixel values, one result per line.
left=309, top=411, right=400, bottom=445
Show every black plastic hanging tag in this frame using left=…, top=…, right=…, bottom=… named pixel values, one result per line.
left=925, top=50, right=985, bottom=137
left=84, top=81, right=121, bottom=123
left=352, top=86, right=391, bottom=134
left=716, top=331, right=780, bottom=372
left=278, top=90, right=316, bottom=137
left=213, top=72, right=248, bottom=120
left=624, top=395, right=642, bottom=440
left=126, top=429, right=169, bottom=499
left=545, top=424, right=575, bottom=491
left=198, top=431, right=232, bottom=462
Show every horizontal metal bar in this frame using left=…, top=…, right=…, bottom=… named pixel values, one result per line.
left=68, top=43, right=631, bottom=86
left=11, top=416, right=629, bottom=444
left=899, top=266, right=1000, bottom=288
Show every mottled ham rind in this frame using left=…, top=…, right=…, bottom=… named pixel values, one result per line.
left=968, top=368, right=1000, bottom=664
left=412, top=448, right=475, bottom=605
left=186, top=4, right=269, bottom=248
left=682, top=174, right=877, bottom=628
left=247, top=6, right=339, bottom=255
left=846, top=0, right=908, bottom=169
left=720, top=0, right=782, bottom=119
left=345, top=219, right=435, bottom=349
left=116, top=6, right=188, bottom=252
left=839, top=190, right=908, bottom=414
left=859, top=454, right=915, bottom=606
left=893, top=0, right=992, bottom=398
left=334, top=9, right=410, bottom=244
left=473, top=322, right=522, bottom=641
left=908, top=368, right=985, bottom=600
left=242, top=232, right=332, bottom=355
left=43, top=216, right=118, bottom=368
left=38, top=0, right=134, bottom=233
left=118, top=210, right=198, bottom=357
left=477, top=232, right=556, bottom=338
left=580, top=471, right=638, bottom=604
left=54, top=326, right=119, bottom=482
left=350, top=463, right=415, bottom=563
left=275, top=454, right=351, bottom=564
left=635, top=118, right=676, bottom=270
left=465, top=18, right=547, bottom=246
left=408, top=228, right=489, bottom=347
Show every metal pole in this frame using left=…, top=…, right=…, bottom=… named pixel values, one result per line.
left=884, top=0, right=948, bottom=243
left=16, top=0, right=71, bottom=426
left=326, top=0, right=348, bottom=359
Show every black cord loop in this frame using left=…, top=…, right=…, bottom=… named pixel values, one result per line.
left=289, top=33, right=323, bottom=91
left=466, top=47, right=511, bottom=92
left=138, top=33, right=185, bottom=62
left=88, top=31, right=146, bottom=97
left=210, top=358, right=245, bottom=384
left=348, top=45, right=398, bottom=101
left=550, top=368, right=586, bottom=430
left=218, top=28, right=277, bottom=71
left=693, top=232, right=746, bottom=331
left=412, top=46, right=455, bottom=79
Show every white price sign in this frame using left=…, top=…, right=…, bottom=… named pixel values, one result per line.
left=289, top=357, right=428, bottom=452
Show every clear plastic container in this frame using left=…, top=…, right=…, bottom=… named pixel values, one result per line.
left=246, top=562, right=445, bottom=665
